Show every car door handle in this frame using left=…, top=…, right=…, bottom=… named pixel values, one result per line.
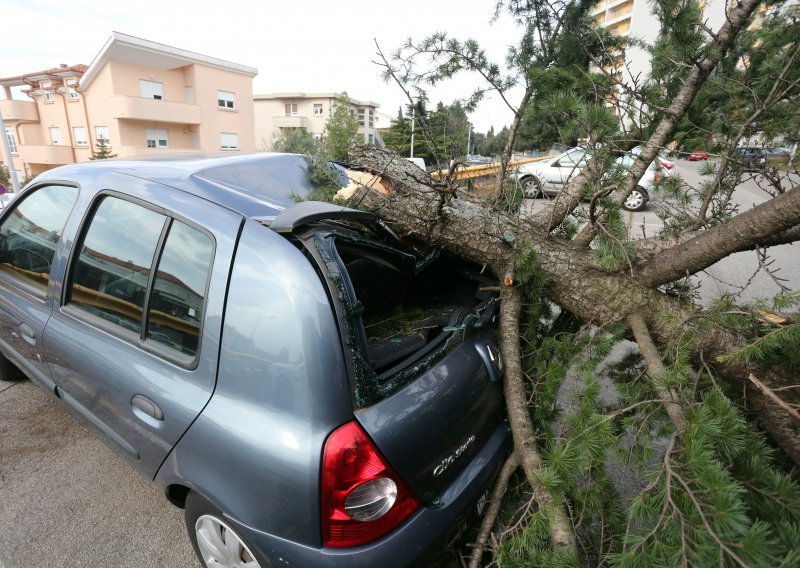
left=19, top=323, right=36, bottom=345
left=131, top=395, right=164, bottom=421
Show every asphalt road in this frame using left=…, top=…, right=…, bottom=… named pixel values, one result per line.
left=0, top=158, right=796, bottom=568
left=522, top=157, right=800, bottom=304
left=0, top=378, right=197, bottom=568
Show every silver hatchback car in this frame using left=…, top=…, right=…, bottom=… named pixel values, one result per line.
left=0, top=153, right=509, bottom=567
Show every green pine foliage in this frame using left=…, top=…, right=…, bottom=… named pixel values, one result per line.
left=323, top=93, right=361, bottom=162
left=89, top=137, right=117, bottom=160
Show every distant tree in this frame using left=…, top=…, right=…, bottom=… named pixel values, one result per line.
left=382, top=107, right=413, bottom=156
left=272, top=128, right=322, bottom=156
left=0, top=166, right=9, bottom=188
left=89, top=137, right=117, bottom=160
left=322, top=93, right=361, bottom=162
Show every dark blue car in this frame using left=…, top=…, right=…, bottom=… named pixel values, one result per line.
left=0, top=153, right=508, bottom=567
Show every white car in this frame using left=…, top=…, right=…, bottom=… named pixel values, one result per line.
left=0, top=191, right=18, bottom=209
left=516, top=147, right=663, bottom=211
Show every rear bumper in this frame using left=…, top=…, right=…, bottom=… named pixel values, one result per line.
left=227, top=421, right=510, bottom=568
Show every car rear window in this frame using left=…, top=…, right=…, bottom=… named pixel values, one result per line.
left=318, top=233, right=497, bottom=406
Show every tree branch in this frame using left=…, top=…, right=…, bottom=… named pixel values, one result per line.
left=468, top=451, right=520, bottom=568
left=634, top=185, right=800, bottom=287
left=574, top=0, right=764, bottom=246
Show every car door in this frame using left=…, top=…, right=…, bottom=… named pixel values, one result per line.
left=44, top=176, right=242, bottom=479
left=0, top=184, right=80, bottom=391
left=553, top=148, right=587, bottom=189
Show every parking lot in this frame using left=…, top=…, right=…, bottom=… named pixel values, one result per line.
left=1, top=158, right=797, bottom=568
left=0, top=378, right=196, bottom=568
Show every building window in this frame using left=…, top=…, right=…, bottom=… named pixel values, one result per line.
left=41, top=81, right=54, bottom=103
left=94, top=126, right=111, bottom=145
left=5, top=128, right=17, bottom=154
left=368, top=109, right=374, bottom=128
left=73, top=127, right=88, bottom=147
left=285, top=103, right=298, bottom=116
left=357, top=108, right=365, bottom=126
left=140, top=79, right=164, bottom=100
left=313, top=104, right=323, bottom=116
left=146, top=128, right=168, bottom=148
left=49, top=127, right=61, bottom=145
left=217, top=90, right=235, bottom=110
left=368, top=134, right=374, bottom=144
left=66, top=78, right=79, bottom=101
left=220, top=132, right=238, bottom=150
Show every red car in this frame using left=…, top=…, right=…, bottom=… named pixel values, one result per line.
left=689, top=150, right=709, bottom=161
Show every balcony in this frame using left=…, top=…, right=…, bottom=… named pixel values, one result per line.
left=110, top=96, right=201, bottom=125
left=273, top=115, right=310, bottom=129
left=0, top=99, right=39, bottom=122
left=19, top=144, right=74, bottom=165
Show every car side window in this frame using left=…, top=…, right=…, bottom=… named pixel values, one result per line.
left=69, top=196, right=166, bottom=335
left=146, top=220, right=212, bottom=356
left=0, top=185, right=79, bottom=291
left=560, top=149, right=586, bottom=167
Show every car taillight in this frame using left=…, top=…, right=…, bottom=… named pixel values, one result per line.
left=321, top=421, right=420, bottom=547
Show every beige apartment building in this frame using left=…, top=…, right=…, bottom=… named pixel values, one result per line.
left=253, top=93, right=380, bottom=150
left=1, top=32, right=257, bottom=179
left=590, top=0, right=728, bottom=81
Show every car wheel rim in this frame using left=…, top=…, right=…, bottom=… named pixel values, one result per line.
left=522, top=178, right=540, bottom=197
left=624, top=190, right=644, bottom=210
left=195, top=515, right=261, bottom=568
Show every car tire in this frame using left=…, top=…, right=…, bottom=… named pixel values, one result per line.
left=622, top=187, right=648, bottom=212
left=0, top=354, right=24, bottom=382
left=520, top=176, right=542, bottom=198
left=185, top=491, right=267, bottom=568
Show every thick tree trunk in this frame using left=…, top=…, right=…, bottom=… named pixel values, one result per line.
left=347, top=144, right=800, bottom=464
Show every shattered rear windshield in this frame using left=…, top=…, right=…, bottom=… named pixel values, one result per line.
left=314, top=232, right=497, bottom=407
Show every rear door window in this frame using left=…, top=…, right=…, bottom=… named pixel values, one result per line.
left=146, top=220, right=212, bottom=356
left=0, top=185, right=79, bottom=291
left=69, top=196, right=166, bottom=334
left=67, top=194, right=214, bottom=360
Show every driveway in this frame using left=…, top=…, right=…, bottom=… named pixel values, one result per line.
left=0, top=378, right=196, bottom=568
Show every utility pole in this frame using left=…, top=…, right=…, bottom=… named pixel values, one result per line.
left=410, top=105, right=415, bottom=158
left=0, top=111, right=21, bottom=193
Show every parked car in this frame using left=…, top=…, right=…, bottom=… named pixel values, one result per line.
left=735, top=146, right=767, bottom=166
left=658, top=154, right=676, bottom=170
left=688, top=150, right=709, bottom=161
left=0, top=154, right=509, bottom=568
left=767, top=146, right=791, bottom=157
left=515, top=147, right=662, bottom=211
left=630, top=145, right=674, bottom=171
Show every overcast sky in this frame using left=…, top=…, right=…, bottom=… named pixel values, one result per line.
left=3, top=0, right=525, bottom=133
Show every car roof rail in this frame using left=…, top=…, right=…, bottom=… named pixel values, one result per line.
left=265, top=201, right=375, bottom=234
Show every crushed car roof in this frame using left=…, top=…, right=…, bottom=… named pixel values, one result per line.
left=33, top=153, right=347, bottom=219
